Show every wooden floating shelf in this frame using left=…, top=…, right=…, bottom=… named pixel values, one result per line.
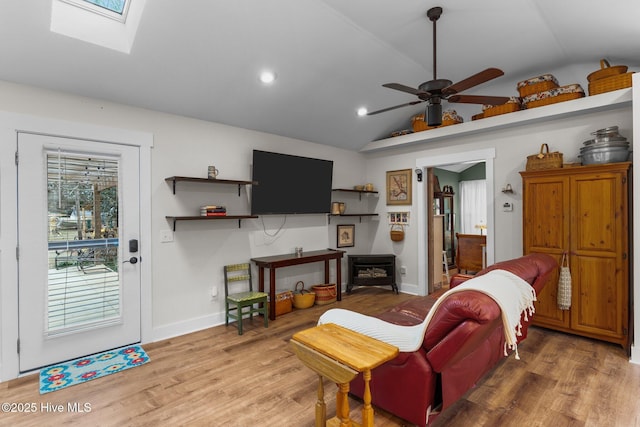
left=165, top=176, right=257, bottom=195
left=166, top=215, right=258, bottom=231
left=327, top=213, right=378, bottom=224
left=361, top=88, right=632, bottom=152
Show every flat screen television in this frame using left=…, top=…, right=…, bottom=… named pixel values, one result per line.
left=251, top=150, right=333, bottom=215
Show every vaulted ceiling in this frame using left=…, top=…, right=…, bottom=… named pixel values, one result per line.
left=1, top=0, right=638, bottom=151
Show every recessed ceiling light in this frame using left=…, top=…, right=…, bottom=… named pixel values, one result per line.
left=259, top=71, right=277, bottom=84
left=356, top=107, right=368, bottom=117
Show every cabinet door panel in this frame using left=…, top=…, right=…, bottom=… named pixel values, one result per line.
left=522, top=177, right=569, bottom=327
left=532, top=255, right=568, bottom=327
left=523, top=179, right=568, bottom=252
left=572, top=174, right=619, bottom=255
left=571, top=256, right=624, bottom=337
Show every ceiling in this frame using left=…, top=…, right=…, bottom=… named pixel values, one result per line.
left=1, top=0, right=638, bottom=152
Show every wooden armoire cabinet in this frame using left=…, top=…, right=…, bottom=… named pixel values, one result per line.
left=520, top=162, right=632, bottom=350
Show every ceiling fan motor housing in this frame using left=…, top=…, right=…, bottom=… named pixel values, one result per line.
left=426, top=103, right=442, bottom=127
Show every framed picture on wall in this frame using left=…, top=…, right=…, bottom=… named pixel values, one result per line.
left=336, top=224, right=355, bottom=248
left=386, top=169, right=412, bottom=205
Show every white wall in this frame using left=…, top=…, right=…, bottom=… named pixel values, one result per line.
left=361, top=104, right=633, bottom=296
left=0, top=79, right=636, bottom=380
left=0, top=81, right=368, bottom=375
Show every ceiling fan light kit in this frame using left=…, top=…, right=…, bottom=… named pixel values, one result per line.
left=368, top=6, right=509, bottom=127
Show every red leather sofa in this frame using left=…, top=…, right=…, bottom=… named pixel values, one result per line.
left=349, top=253, right=557, bottom=426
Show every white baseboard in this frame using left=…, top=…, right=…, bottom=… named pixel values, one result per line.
left=151, top=312, right=226, bottom=343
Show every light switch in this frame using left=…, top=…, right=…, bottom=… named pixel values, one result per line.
left=160, top=229, right=174, bottom=243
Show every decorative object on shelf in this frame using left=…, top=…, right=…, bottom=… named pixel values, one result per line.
left=579, top=126, right=631, bottom=165
left=517, top=74, right=559, bottom=97
left=481, top=96, right=522, bottom=118
left=588, top=72, right=633, bottom=96
left=311, top=284, right=337, bottom=305
left=364, top=183, right=374, bottom=191
left=354, top=185, right=364, bottom=191
left=207, top=165, right=219, bottom=179
left=522, top=83, right=585, bottom=109
left=331, top=202, right=341, bottom=215
left=526, top=143, right=563, bottom=171
left=200, top=205, right=226, bottom=217
left=292, top=281, right=315, bottom=309
left=337, top=224, right=355, bottom=248
left=339, top=202, right=346, bottom=214
left=411, top=110, right=463, bottom=132
left=391, top=129, right=413, bottom=137
left=386, top=169, right=412, bottom=205
left=587, top=59, right=628, bottom=83
left=390, top=224, right=405, bottom=242
left=388, top=211, right=410, bottom=225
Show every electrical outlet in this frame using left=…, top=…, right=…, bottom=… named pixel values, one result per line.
left=211, top=286, right=218, bottom=300
left=400, top=266, right=407, bottom=275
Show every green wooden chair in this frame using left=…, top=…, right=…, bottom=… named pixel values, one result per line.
left=224, top=263, right=268, bottom=335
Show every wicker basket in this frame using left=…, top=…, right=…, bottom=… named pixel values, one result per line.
left=587, top=59, right=628, bottom=82
left=412, top=114, right=433, bottom=132
left=483, top=102, right=521, bottom=118
left=525, top=92, right=584, bottom=109
left=390, top=224, right=405, bottom=242
left=518, top=80, right=558, bottom=97
left=588, top=72, right=633, bottom=96
left=312, top=284, right=337, bottom=305
left=292, top=281, right=315, bottom=309
left=412, top=113, right=462, bottom=131
left=275, top=290, right=293, bottom=316
left=526, top=143, right=563, bottom=171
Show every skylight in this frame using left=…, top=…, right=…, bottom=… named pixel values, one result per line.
left=51, top=0, right=145, bottom=53
left=85, top=0, right=127, bottom=14
left=61, top=0, right=130, bottom=22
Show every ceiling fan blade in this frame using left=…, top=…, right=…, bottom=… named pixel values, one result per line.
left=367, top=100, right=425, bottom=115
left=382, top=83, right=430, bottom=97
left=442, top=68, right=504, bottom=95
left=448, top=94, right=510, bottom=105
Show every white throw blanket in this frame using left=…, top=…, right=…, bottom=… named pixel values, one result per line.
left=318, top=269, right=536, bottom=359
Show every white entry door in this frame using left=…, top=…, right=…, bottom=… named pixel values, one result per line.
left=17, top=133, right=141, bottom=372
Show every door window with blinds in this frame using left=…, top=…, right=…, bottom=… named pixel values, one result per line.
left=46, top=153, right=121, bottom=335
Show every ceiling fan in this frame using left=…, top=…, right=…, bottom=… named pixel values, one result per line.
left=367, top=6, right=509, bottom=126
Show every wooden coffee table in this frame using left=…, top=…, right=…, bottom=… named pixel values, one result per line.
left=291, top=323, right=399, bottom=427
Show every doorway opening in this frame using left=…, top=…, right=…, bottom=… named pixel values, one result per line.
left=416, top=148, right=495, bottom=296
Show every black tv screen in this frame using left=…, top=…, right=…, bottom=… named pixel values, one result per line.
left=251, top=150, right=333, bottom=215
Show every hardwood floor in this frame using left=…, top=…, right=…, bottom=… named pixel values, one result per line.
left=1, top=287, right=639, bottom=426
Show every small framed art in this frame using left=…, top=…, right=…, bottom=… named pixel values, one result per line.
left=336, top=224, right=355, bottom=248
left=386, top=169, right=412, bottom=205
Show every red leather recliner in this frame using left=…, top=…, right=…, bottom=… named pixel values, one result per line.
left=349, top=253, right=557, bottom=426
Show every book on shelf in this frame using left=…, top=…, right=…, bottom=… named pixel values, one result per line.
left=200, top=205, right=227, bottom=217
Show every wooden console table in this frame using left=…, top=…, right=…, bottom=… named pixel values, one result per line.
left=291, top=323, right=399, bottom=427
left=251, top=249, right=344, bottom=320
